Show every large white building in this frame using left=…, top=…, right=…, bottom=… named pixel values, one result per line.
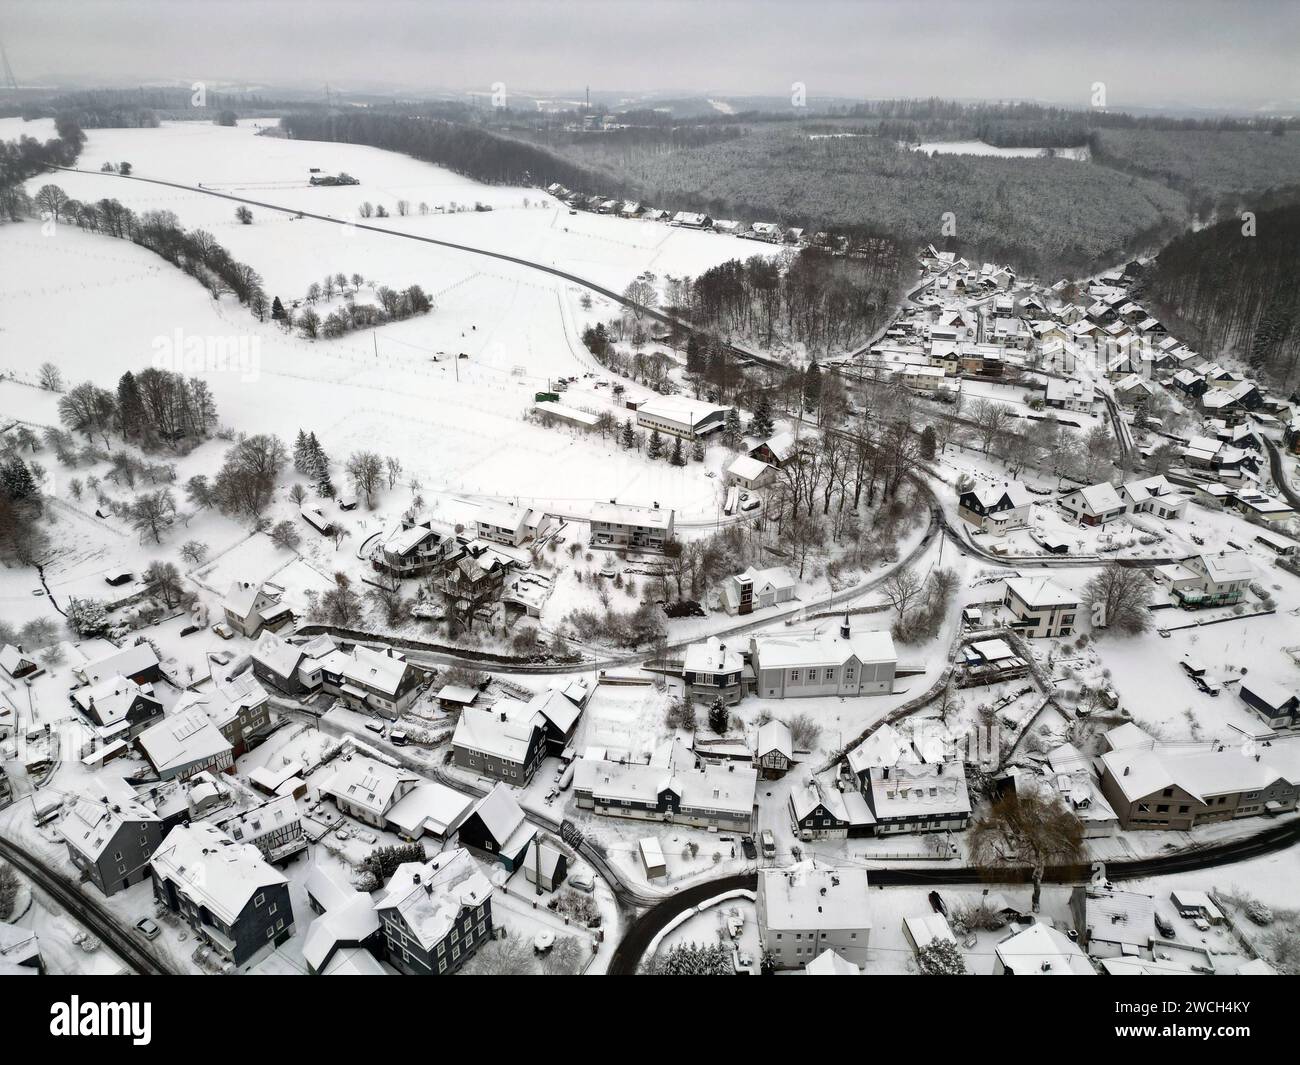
left=635, top=395, right=731, bottom=440
left=587, top=500, right=674, bottom=552
left=750, top=619, right=896, bottom=699
left=757, top=864, right=872, bottom=970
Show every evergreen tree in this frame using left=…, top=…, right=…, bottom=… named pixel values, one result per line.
left=802, top=361, right=822, bottom=410
left=750, top=394, right=775, bottom=438
left=920, top=425, right=937, bottom=460
left=621, top=418, right=635, bottom=449
left=271, top=296, right=286, bottom=321
left=293, top=429, right=313, bottom=475
left=707, top=697, right=729, bottom=735
left=685, top=334, right=704, bottom=376
left=647, top=428, right=663, bottom=460
left=691, top=437, right=705, bottom=462
left=116, top=371, right=146, bottom=442
left=722, top=407, right=744, bottom=449
left=670, top=434, right=685, bottom=466
left=0, top=457, right=38, bottom=502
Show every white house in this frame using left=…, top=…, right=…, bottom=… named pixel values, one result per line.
left=1058, top=481, right=1127, bottom=526
left=475, top=502, right=552, bottom=547
left=726, top=454, right=775, bottom=490
left=750, top=619, right=896, bottom=699
left=957, top=480, right=1034, bottom=535
left=1002, top=577, right=1079, bottom=638
left=720, top=565, right=796, bottom=615
left=757, top=864, right=872, bottom=970
left=1118, top=475, right=1186, bottom=520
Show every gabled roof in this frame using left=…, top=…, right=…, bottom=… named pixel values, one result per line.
left=466, top=782, right=528, bottom=847
left=322, top=759, right=418, bottom=817
left=82, top=643, right=159, bottom=685
left=996, top=922, right=1093, bottom=975
left=452, top=704, right=541, bottom=763
left=137, top=709, right=231, bottom=773
left=756, top=719, right=793, bottom=760
left=59, top=783, right=159, bottom=862
left=150, top=822, right=286, bottom=925
left=1063, top=481, right=1124, bottom=515
left=373, top=848, right=492, bottom=952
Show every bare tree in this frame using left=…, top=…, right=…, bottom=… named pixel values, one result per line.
left=37, top=362, right=64, bottom=391
left=346, top=451, right=385, bottom=507
left=968, top=791, right=1085, bottom=912
left=128, top=489, right=176, bottom=544
left=1083, top=563, right=1151, bottom=634
left=883, top=566, right=923, bottom=620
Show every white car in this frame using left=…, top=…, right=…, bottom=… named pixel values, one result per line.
left=568, top=872, right=596, bottom=893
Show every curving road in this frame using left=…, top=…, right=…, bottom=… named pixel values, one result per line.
left=1262, top=436, right=1300, bottom=510
left=607, top=815, right=1300, bottom=974
left=0, top=834, right=175, bottom=975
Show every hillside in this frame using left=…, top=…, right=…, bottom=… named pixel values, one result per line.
left=1136, top=204, right=1300, bottom=386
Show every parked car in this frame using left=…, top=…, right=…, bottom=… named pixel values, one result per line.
left=740, top=835, right=757, bottom=860
left=389, top=730, right=409, bottom=746
left=364, top=720, right=386, bottom=736
left=569, top=871, right=596, bottom=893
left=211, top=623, right=234, bottom=640
left=760, top=829, right=776, bottom=858
left=135, top=917, right=162, bottom=941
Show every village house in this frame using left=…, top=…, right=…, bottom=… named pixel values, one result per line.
left=1042, top=377, right=1096, bottom=412
left=456, top=783, right=536, bottom=871
left=757, top=865, right=872, bottom=970
left=172, top=672, right=273, bottom=758
left=670, top=211, right=712, bottom=229
left=58, top=779, right=164, bottom=896
left=788, top=780, right=860, bottom=839
left=451, top=703, right=548, bottom=785
left=1173, top=550, right=1254, bottom=609
left=475, top=502, right=552, bottom=547
left=957, top=480, right=1034, bottom=535
left=302, top=864, right=382, bottom=976
left=72, top=674, right=163, bottom=740
left=371, top=514, right=459, bottom=578
left=726, top=454, right=776, bottom=490
left=749, top=431, right=799, bottom=469
left=1037, top=743, right=1118, bottom=837
left=755, top=719, right=794, bottom=778
left=220, top=580, right=295, bottom=639
left=151, top=821, right=295, bottom=967
left=1069, top=885, right=1157, bottom=960
left=1238, top=677, right=1299, bottom=729
left=136, top=708, right=234, bottom=781
left=1229, top=490, right=1294, bottom=524
left=1002, top=577, right=1078, bottom=638
left=574, top=754, right=757, bottom=833
left=587, top=500, right=674, bottom=552
left=320, top=758, right=419, bottom=829
left=863, top=759, right=971, bottom=834
left=79, top=642, right=163, bottom=687
left=1118, top=475, right=1186, bottom=520
left=993, top=922, right=1094, bottom=975
left=374, top=848, right=493, bottom=975
left=1114, top=373, right=1157, bottom=406
left=636, top=395, right=731, bottom=441
left=750, top=619, right=897, bottom=699
left=1098, top=725, right=1300, bottom=830
left=250, top=631, right=332, bottom=695
left=1058, top=481, right=1127, bottom=526
left=315, top=643, right=425, bottom=720
left=214, top=795, right=307, bottom=865
left=386, top=780, right=476, bottom=842
left=0, top=644, right=38, bottom=680
left=681, top=636, right=746, bottom=705
left=522, top=838, right=568, bottom=893
left=0, top=922, right=43, bottom=974
left=720, top=565, right=797, bottom=615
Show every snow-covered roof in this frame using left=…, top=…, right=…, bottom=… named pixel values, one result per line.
left=683, top=637, right=743, bottom=675
left=753, top=625, right=895, bottom=670
left=1081, top=886, right=1155, bottom=948
left=81, top=643, right=159, bottom=684
left=466, top=783, right=531, bottom=849
left=1004, top=577, right=1078, bottom=609
left=321, top=759, right=418, bottom=817
left=372, top=848, right=492, bottom=952
left=995, top=922, right=1093, bottom=975
left=636, top=394, right=729, bottom=428
left=847, top=723, right=916, bottom=775
left=587, top=500, right=673, bottom=530
left=575, top=756, right=757, bottom=818
left=303, top=878, right=379, bottom=971
left=805, top=948, right=861, bottom=975
left=756, top=719, right=793, bottom=760
left=866, top=760, right=970, bottom=820
left=758, top=864, right=871, bottom=932
left=386, top=782, right=475, bottom=839
left=1101, top=736, right=1300, bottom=805
left=72, top=675, right=155, bottom=727
left=452, top=704, right=541, bottom=763
left=150, top=822, right=286, bottom=926
left=59, top=783, right=159, bottom=862
left=1062, top=481, right=1124, bottom=515
left=252, top=630, right=306, bottom=680
left=727, top=455, right=771, bottom=482
left=137, top=709, right=231, bottom=774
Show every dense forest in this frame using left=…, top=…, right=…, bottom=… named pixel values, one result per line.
left=1136, top=205, right=1300, bottom=387
left=624, top=128, right=1187, bottom=277
left=686, top=250, right=902, bottom=355
left=1091, top=128, right=1300, bottom=214
left=281, top=111, right=601, bottom=191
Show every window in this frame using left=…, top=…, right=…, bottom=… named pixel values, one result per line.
left=1162, top=788, right=1174, bottom=797
left=845, top=667, right=856, bottom=682
left=825, top=669, right=836, bottom=683
left=789, top=670, right=800, bottom=682
left=254, top=893, right=265, bottom=907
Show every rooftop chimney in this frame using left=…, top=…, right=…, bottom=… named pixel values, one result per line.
left=840, top=614, right=850, bottom=640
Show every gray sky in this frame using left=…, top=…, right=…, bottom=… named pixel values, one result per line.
left=4, top=0, right=1298, bottom=111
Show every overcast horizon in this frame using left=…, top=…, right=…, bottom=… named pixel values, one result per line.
left=2, top=0, right=1299, bottom=113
